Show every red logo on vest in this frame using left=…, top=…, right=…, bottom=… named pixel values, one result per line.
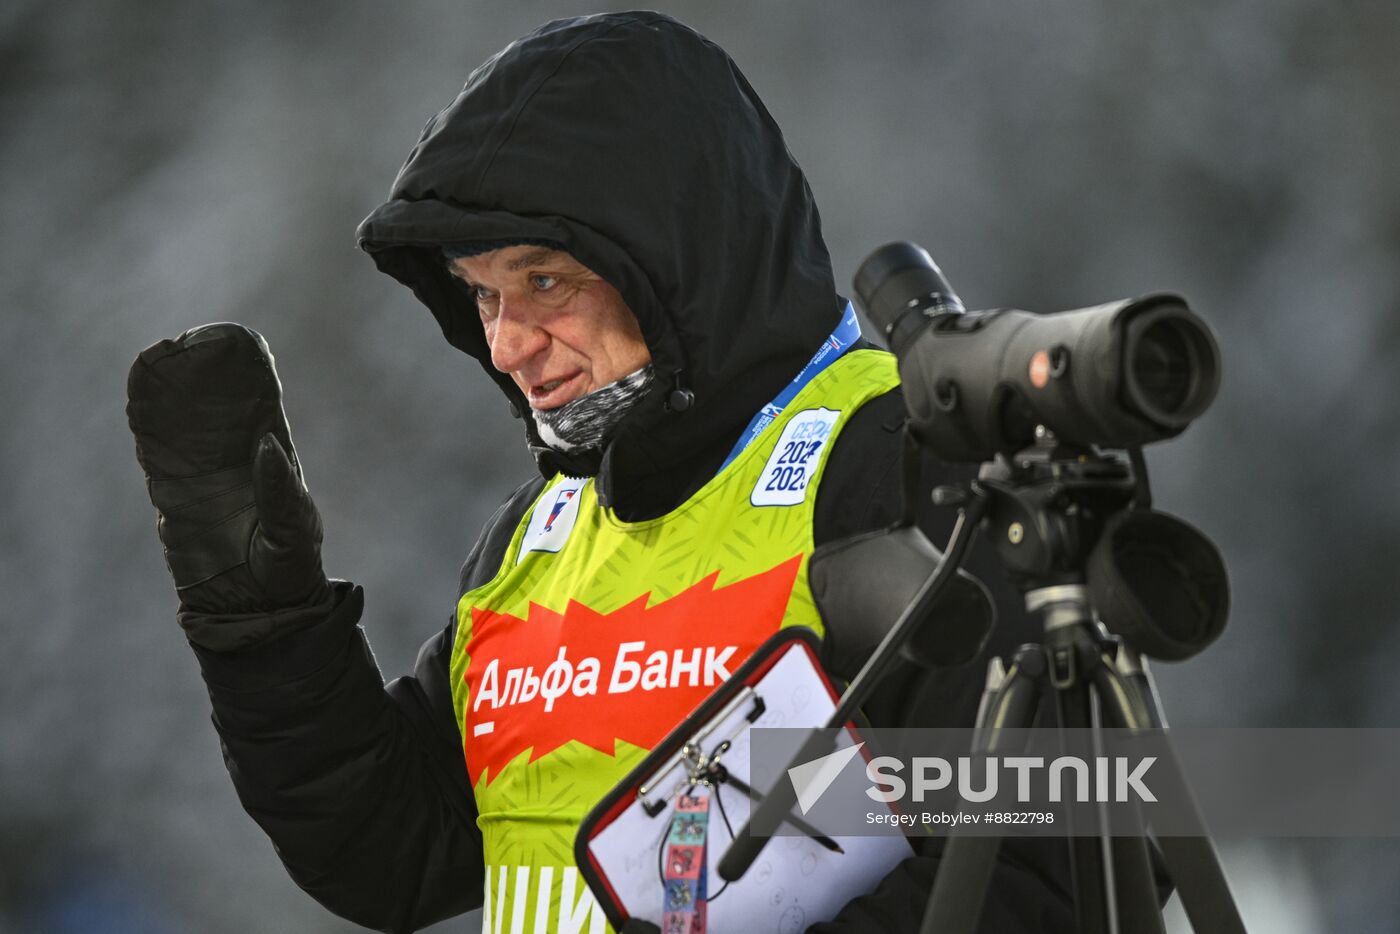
left=542, top=489, right=576, bottom=531
left=461, top=555, right=803, bottom=785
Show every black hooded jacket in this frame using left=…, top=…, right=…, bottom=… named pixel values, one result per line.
left=356, top=11, right=845, bottom=517
left=191, top=12, right=1074, bottom=933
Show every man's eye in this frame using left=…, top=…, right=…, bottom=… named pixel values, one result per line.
left=530, top=274, right=557, bottom=291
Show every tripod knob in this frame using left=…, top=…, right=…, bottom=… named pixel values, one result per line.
left=932, top=484, right=969, bottom=506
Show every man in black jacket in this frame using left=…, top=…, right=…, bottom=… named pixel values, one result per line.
left=128, top=12, right=1071, bottom=933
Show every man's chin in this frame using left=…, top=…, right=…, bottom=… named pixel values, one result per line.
left=528, top=394, right=581, bottom=414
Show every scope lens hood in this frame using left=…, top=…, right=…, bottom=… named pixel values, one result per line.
left=1087, top=508, right=1229, bottom=661
left=1119, top=299, right=1222, bottom=430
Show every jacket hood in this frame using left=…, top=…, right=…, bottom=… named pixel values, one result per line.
left=357, top=11, right=841, bottom=513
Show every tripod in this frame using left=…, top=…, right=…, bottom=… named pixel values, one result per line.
left=921, top=437, right=1245, bottom=933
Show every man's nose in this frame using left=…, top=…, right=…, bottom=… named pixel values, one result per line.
left=488, top=300, right=549, bottom=373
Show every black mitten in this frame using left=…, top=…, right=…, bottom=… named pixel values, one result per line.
left=127, top=323, right=331, bottom=648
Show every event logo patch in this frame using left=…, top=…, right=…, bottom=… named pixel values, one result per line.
left=461, top=555, right=803, bottom=785
left=751, top=408, right=840, bottom=507
left=517, top=481, right=586, bottom=562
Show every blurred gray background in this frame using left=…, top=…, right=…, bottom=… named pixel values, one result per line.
left=3, top=0, right=1398, bottom=931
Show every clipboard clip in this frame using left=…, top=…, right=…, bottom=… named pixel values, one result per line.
left=638, top=687, right=766, bottom=818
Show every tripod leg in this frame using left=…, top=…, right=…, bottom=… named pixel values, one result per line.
left=1130, top=725, right=1249, bottom=934
left=919, top=645, right=1045, bottom=934
left=1155, top=835, right=1247, bottom=934
left=1051, top=643, right=1111, bottom=934
left=1109, top=835, right=1168, bottom=934
left=922, top=835, right=1006, bottom=934
left=1089, top=653, right=1166, bottom=933
left=1098, top=652, right=1248, bottom=934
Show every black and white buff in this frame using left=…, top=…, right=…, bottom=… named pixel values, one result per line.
left=532, top=365, right=655, bottom=453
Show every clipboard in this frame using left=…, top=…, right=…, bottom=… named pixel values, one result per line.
left=574, top=627, right=913, bottom=931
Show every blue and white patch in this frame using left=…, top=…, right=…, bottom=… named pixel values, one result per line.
left=517, top=480, right=586, bottom=562
left=750, top=407, right=841, bottom=507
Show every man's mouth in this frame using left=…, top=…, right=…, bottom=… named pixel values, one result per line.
left=528, top=371, right=584, bottom=409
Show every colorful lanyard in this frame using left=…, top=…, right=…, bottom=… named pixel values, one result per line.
left=662, top=785, right=712, bottom=933
left=718, top=302, right=863, bottom=472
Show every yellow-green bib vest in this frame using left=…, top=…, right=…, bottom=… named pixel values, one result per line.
left=451, top=348, right=900, bottom=933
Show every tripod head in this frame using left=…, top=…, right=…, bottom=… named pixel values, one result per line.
left=928, top=429, right=1228, bottom=661
left=963, top=429, right=1137, bottom=590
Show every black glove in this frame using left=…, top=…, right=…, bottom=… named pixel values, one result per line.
left=127, top=323, right=331, bottom=649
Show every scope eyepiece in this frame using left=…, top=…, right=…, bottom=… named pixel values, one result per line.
left=854, top=242, right=965, bottom=355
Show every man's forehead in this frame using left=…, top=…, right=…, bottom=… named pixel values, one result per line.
left=503, top=246, right=565, bottom=271
left=450, top=245, right=577, bottom=279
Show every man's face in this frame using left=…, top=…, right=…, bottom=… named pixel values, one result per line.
left=450, top=246, right=652, bottom=410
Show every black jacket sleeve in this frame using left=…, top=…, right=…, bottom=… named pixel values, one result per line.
left=808, top=388, right=1075, bottom=933
left=189, top=479, right=542, bottom=933
left=192, top=585, right=479, bottom=933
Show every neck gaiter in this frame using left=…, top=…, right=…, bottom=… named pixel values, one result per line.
left=532, top=365, right=655, bottom=453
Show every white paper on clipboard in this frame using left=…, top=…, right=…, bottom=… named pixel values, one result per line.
left=584, top=638, right=912, bottom=931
